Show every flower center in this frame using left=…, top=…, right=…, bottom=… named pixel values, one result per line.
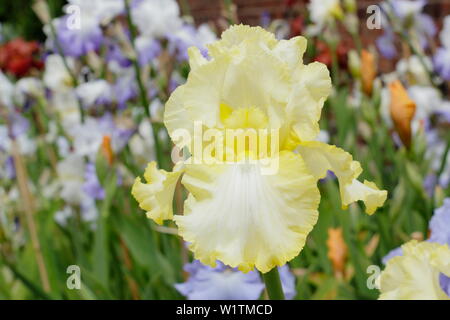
left=220, top=103, right=268, bottom=130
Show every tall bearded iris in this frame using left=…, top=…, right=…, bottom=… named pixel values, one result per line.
left=132, top=25, right=387, bottom=273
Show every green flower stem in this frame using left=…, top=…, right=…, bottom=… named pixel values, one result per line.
left=223, top=0, right=236, bottom=25
left=123, top=0, right=164, bottom=169
left=351, top=31, right=362, bottom=54
left=262, top=267, right=285, bottom=300
left=437, top=136, right=450, bottom=179
left=329, top=42, right=340, bottom=87
left=180, top=0, right=192, bottom=17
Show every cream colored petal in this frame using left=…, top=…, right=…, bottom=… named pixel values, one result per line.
left=297, top=141, right=361, bottom=182
left=430, top=245, right=450, bottom=278
left=188, top=47, right=208, bottom=71
left=220, top=47, right=291, bottom=112
left=287, top=62, right=332, bottom=141
left=178, top=55, right=230, bottom=128
left=164, top=84, right=189, bottom=147
left=166, top=36, right=292, bottom=145
left=175, top=151, right=320, bottom=273
left=131, top=162, right=183, bottom=225
left=379, top=241, right=450, bottom=300
left=286, top=84, right=322, bottom=142
left=211, top=24, right=306, bottom=71
left=166, top=25, right=327, bottom=151
left=179, top=160, right=222, bottom=201
left=207, top=24, right=277, bottom=58
left=297, top=141, right=387, bottom=214
left=273, top=36, right=307, bottom=71
left=293, top=62, right=332, bottom=106
left=164, top=55, right=229, bottom=146
left=342, top=180, right=388, bottom=215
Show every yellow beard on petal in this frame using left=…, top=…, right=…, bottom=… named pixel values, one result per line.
left=221, top=105, right=269, bottom=129
left=186, top=103, right=281, bottom=165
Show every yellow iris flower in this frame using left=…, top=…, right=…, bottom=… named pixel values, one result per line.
left=132, top=25, right=387, bottom=273
left=379, top=241, right=450, bottom=300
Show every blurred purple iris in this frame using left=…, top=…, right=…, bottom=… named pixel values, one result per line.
left=260, top=11, right=271, bottom=29
left=55, top=15, right=103, bottom=57
left=136, top=37, right=162, bottom=66
left=83, top=162, right=105, bottom=200
left=377, top=0, right=436, bottom=59
left=175, top=260, right=296, bottom=300
left=434, top=47, right=450, bottom=80
left=9, top=113, right=29, bottom=138
left=429, top=198, right=450, bottom=245
left=114, top=73, right=138, bottom=109
left=376, top=30, right=398, bottom=59
left=5, top=156, right=16, bottom=179
left=106, top=42, right=132, bottom=68
left=167, top=24, right=216, bottom=62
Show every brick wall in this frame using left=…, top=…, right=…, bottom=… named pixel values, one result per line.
left=181, top=0, right=449, bottom=71
left=182, top=0, right=450, bottom=45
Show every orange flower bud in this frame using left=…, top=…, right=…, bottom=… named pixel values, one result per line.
left=389, top=80, right=416, bottom=148
left=326, top=227, right=348, bottom=276
left=101, top=135, right=114, bottom=165
left=361, top=49, right=376, bottom=96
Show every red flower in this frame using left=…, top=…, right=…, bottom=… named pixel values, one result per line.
left=289, top=16, right=304, bottom=37
left=0, top=38, right=43, bottom=78
left=313, top=40, right=351, bottom=69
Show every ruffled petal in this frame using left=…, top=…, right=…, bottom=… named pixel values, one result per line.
left=429, top=244, right=450, bottom=279
left=272, top=36, right=307, bottom=70
left=175, top=151, right=320, bottom=273
left=287, top=62, right=332, bottom=141
left=131, top=162, right=183, bottom=225
left=220, top=45, right=291, bottom=112
left=188, top=47, right=208, bottom=71
left=165, top=25, right=309, bottom=148
left=296, top=141, right=361, bottom=182
left=164, top=54, right=230, bottom=149
left=296, top=141, right=387, bottom=214
left=342, top=180, right=388, bottom=215
left=207, top=25, right=277, bottom=58
left=164, top=84, right=190, bottom=148
left=379, top=241, right=450, bottom=300
left=207, top=25, right=307, bottom=72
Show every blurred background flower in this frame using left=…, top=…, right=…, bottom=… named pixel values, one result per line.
left=175, top=260, right=296, bottom=300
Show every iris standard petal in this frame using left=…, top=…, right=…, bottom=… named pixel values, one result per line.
left=287, top=62, right=332, bottom=141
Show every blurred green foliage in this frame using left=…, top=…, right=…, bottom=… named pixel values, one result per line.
left=0, top=0, right=65, bottom=41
